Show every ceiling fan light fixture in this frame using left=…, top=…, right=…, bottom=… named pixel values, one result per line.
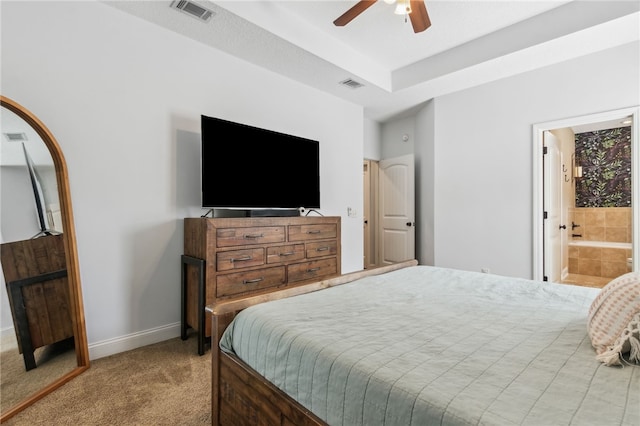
left=394, top=0, right=411, bottom=15
left=333, top=0, right=430, bottom=33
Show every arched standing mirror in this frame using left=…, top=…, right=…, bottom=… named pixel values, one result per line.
left=0, top=96, right=89, bottom=422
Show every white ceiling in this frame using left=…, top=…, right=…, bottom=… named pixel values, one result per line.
left=218, top=1, right=571, bottom=71
left=106, top=1, right=639, bottom=121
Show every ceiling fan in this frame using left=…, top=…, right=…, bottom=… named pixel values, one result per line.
left=333, top=0, right=431, bottom=33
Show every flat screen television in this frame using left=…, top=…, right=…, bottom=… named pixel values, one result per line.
left=201, top=115, right=320, bottom=213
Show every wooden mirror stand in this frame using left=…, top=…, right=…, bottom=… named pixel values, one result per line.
left=0, top=96, right=89, bottom=422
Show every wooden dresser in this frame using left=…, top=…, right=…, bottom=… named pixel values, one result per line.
left=1, top=234, right=73, bottom=371
left=182, top=216, right=341, bottom=354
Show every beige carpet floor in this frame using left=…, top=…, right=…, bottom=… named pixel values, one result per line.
left=3, top=336, right=211, bottom=425
left=1, top=337, right=77, bottom=412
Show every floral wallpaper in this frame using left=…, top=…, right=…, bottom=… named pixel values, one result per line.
left=575, top=127, right=631, bottom=207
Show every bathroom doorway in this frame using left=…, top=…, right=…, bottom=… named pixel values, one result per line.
left=533, top=107, right=639, bottom=287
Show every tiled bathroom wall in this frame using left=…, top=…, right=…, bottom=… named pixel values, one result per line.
left=569, top=207, right=631, bottom=243
left=568, top=207, right=632, bottom=278
left=568, top=244, right=632, bottom=278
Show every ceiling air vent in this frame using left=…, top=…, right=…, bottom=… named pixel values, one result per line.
left=3, top=132, right=28, bottom=142
left=170, top=0, right=214, bottom=22
left=339, top=78, right=364, bottom=89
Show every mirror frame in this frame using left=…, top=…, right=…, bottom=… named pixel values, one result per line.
left=0, top=95, right=89, bottom=422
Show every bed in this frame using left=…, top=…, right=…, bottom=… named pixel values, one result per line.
left=206, top=260, right=640, bottom=425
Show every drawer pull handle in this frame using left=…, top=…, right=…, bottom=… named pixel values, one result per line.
left=306, top=230, right=321, bottom=234
left=279, top=252, right=295, bottom=256
left=316, top=247, right=329, bottom=252
left=244, top=233, right=264, bottom=239
left=230, top=256, right=252, bottom=263
left=307, top=267, right=321, bottom=273
left=242, top=277, right=264, bottom=284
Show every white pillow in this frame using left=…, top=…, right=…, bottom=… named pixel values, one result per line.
left=587, top=272, right=640, bottom=366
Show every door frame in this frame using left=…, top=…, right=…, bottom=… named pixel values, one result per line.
left=363, top=159, right=379, bottom=269
left=532, top=106, right=640, bottom=281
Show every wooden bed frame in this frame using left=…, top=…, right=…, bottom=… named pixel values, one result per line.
left=206, top=259, right=418, bottom=425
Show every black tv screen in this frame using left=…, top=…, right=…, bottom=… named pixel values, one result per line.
left=201, top=115, right=320, bottom=210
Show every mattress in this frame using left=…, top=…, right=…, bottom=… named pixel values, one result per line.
left=219, top=265, right=640, bottom=425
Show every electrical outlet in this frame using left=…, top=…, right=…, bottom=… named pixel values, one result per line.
left=481, top=268, right=490, bottom=273
left=347, top=207, right=357, bottom=218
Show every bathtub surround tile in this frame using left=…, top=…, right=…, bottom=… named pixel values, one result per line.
left=568, top=243, right=631, bottom=278
left=605, top=208, right=630, bottom=227
left=578, top=258, right=601, bottom=276
left=568, top=246, right=579, bottom=258
left=568, top=257, right=579, bottom=273
left=570, top=207, right=631, bottom=244
left=566, top=206, right=632, bottom=283
left=584, top=209, right=606, bottom=226
left=601, top=248, right=627, bottom=262
left=585, top=227, right=605, bottom=241
left=601, top=261, right=628, bottom=278
left=580, top=247, right=602, bottom=260
left=605, top=227, right=628, bottom=243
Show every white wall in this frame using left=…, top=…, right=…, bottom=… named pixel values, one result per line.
left=381, top=116, right=415, bottom=159
left=380, top=42, right=639, bottom=277
left=414, top=100, right=435, bottom=266
left=1, top=1, right=364, bottom=358
left=363, top=118, right=381, bottom=161
left=429, top=42, right=639, bottom=278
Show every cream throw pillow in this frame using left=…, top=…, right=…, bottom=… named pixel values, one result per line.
left=587, top=272, right=640, bottom=366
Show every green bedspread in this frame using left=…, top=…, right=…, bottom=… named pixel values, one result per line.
left=220, top=265, right=639, bottom=425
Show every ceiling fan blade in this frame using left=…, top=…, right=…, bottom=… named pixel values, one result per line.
left=409, top=1, right=431, bottom=33
left=333, top=0, right=377, bottom=27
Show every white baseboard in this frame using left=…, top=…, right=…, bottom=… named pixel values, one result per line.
left=88, top=322, right=182, bottom=360
left=1, top=326, right=15, bottom=340
left=2, top=322, right=184, bottom=361
left=1, top=327, right=17, bottom=351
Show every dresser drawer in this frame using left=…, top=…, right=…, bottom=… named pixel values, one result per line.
left=306, top=241, right=338, bottom=259
left=217, top=226, right=285, bottom=247
left=216, top=266, right=286, bottom=298
left=266, top=244, right=305, bottom=264
left=288, top=258, right=338, bottom=283
left=216, top=248, right=265, bottom=272
left=288, top=224, right=337, bottom=242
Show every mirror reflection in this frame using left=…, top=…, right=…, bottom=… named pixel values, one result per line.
left=0, top=101, right=83, bottom=419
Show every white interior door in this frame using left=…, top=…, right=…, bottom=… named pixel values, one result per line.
left=544, top=131, right=562, bottom=282
left=378, top=154, right=415, bottom=265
